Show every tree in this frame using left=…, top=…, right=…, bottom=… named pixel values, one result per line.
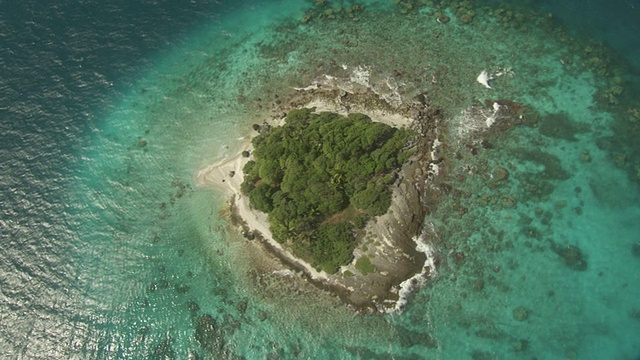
left=350, top=183, right=392, bottom=216
left=311, top=222, right=355, bottom=273
left=249, top=183, right=275, bottom=212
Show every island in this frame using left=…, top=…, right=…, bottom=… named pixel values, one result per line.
left=196, top=88, right=445, bottom=314
left=242, top=107, right=414, bottom=273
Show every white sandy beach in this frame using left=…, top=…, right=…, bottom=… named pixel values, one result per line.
left=194, top=130, right=331, bottom=281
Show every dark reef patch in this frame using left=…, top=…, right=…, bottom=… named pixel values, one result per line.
left=513, top=149, right=570, bottom=181
left=537, top=112, right=583, bottom=142
left=194, top=314, right=226, bottom=356
left=551, top=243, right=588, bottom=271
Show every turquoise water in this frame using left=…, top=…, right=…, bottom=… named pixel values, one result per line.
left=1, top=0, right=639, bottom=359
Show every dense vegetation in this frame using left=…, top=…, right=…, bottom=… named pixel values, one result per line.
left=241, top=108, right=413, bottom=273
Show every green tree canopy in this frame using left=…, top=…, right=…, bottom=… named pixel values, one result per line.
left=241, top=108, right=413, bottom=273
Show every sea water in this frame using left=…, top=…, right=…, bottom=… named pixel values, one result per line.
left=1, top=0, right=639, bottom=359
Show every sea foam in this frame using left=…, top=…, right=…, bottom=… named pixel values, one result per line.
left=390, top=225, right=438, bottom=313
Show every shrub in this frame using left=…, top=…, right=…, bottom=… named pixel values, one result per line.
left=355, top=256, right=376, bottom=275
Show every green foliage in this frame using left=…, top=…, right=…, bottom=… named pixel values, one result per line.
left=354, top=214, right=369, bottom=228
left=248, top=183, right=275, bottom=213
left=257, top=159, right=283, bottom=186
left=311, top=222, right=355, bottom=273
left=355, top=255, right=376, bottom=275
left=350, top=183, right=391, bottom=216
left=241, top=108, right=412, bottom=272
left=242, top=160, right=258, bottom=183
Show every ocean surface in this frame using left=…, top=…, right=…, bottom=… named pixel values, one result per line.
left=1, top=0, right=639, bottom=359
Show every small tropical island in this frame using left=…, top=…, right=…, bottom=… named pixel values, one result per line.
left=197, top=87, right=445, bottom=313
left=241, top=108, right=413, bottom=273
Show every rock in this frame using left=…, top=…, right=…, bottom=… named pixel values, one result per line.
left=538, top=112, right=580, bottom=141
left=473, top=279, right=485, bottom=292
left=415, top=93, right=428, bottom=106
left=453, top=251, right=465, bottom=264
left=195, top=314, right=225, bottom=354
left=553, top=244, right=588, bottom=271
left=512, top=306, right=528, bottom=321
left=174, top=284, right=190, bottom=294
left=566, top=350, right=578, bottom=359
left=228, top=170, right=235, bottom=177
left=460, top=13, right=473, bottom=24
left=471, top=350, right=493, bottom=360
left=479, top=193, right=492, bottom=205
left=137, top=138, right=148, bottom=148
left=397, top=327, right=437, bottom=348
left=236, top=299, right=248, bottom=314
left=481, top=140, right=493, bottom=149
left=437, top=14, right=450, bottom=23
left=188, top=300, right=200, bottom=312
left=513, top=339, right=529, bottom=352
left=150, top=336, right=175, bottom=359
left=494, top=167, right=509, bottom=181
left=554, top=200, right=567, bottom=209
left=501, top=195, right=516, bottom=208
left=475, top=325, right=504, bottom=339
left=612, top=152, right=627, bottom=167
left=242, top=230, right=255, bottom=240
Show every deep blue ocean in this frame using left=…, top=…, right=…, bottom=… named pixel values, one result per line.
left=1, top=0, right=639, bottom=358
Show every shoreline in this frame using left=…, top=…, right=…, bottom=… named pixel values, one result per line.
left=195, top=133, right=331, bottom=282
left=195, top=93, right=441, bottom=313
